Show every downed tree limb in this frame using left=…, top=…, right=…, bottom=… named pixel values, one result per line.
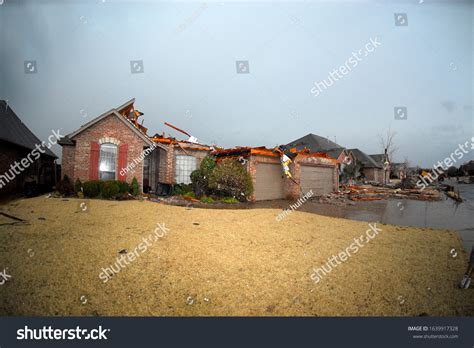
left=0, top=212, right=26, bottom=222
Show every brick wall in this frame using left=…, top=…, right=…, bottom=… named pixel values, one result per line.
left=61, top=145, right=75, bottom=181
left=63, top=114, right=149, bottom=187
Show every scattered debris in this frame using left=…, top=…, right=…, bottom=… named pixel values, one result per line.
left=118, top=249, right=128, bottom=254
left=38, top=217, right=46, bottom=220
left=444, top=185, right=462, bottom=202
left=345, top=185, right=441, bottom=201
left=186, top=296, right=195, bottom=305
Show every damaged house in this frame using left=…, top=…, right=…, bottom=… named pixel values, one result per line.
left=59, top=99, right=211, bottom=193
left=348, top=148, right=389, bottom=184
left=0, top=100, right=58, bottom=197
left=368, top=152, right=390, bottom=184
left=286, top=133, right=354, bottom=178
left=213, top=146, right=338, bottom=201
left=59, top=99, right=339, bottom=201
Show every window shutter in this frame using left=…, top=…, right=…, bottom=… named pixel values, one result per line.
left=89, top=142, right=100, bottom=180
left=117, top=144, right=128, bottom=182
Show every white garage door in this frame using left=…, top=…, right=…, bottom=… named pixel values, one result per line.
left=300, top=165, right=334, bottom=196
left=255, top=163, right=285, bottom=201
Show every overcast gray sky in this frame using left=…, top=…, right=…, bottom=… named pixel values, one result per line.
left=0, top=0, right=472, bottom=167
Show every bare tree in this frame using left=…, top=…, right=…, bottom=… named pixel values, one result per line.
left=379, top=126, right=398, bottom=162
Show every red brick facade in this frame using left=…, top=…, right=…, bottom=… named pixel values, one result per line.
left=61, top=112, right=211, bottom=190
left=61, top=114, right=152, bottom=187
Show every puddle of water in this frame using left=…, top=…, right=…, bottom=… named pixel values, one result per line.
left=254, top=180, right=474, bottom=254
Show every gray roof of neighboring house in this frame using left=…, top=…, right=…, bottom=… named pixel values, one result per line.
left=286, top=133, right=343, bottom=153
left=347, top=148, right=381, bottom=168
left=0, top=100, right=57, bottom=158
left=369, top=154, right=387, bottom=167
left=325, top=147, right=346, bottom=160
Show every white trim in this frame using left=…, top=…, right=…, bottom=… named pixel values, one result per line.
left=99, top=137, right=121, bottom=146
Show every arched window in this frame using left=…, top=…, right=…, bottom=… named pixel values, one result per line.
left=99, top=143, right=117, bottom=180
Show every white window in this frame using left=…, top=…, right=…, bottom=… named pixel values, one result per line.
left=175, top=155, right=197, bottom=184
left=99, top=143, right=117, bottom=180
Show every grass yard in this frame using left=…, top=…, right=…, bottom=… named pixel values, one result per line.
left=0, top=196, right=472, bottom=316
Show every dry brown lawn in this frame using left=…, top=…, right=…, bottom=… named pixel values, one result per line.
left=0, top=196, right=472, bottom=316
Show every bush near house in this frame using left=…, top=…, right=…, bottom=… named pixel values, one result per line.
left=173, top=183, right=193, bottom=196
left=200, top=195, right=215, bottom=203
left=117, top=181, right=131, bottom=194
left=74, top=179, right=82, bottom=193
left=81, top=180, right=131, bottom=199
left=208, top=158, right=253, bottom=201
left=221, top=196, right=239, bottom=204
left=82, top=181, right=101, bottom=198
left=190, top=155, right=216, bottom=197
left=131, top=177, right=140, bottom=196
left=56, top=175, right=74, bottom=196
left=100, top=181, right=120, bottom=199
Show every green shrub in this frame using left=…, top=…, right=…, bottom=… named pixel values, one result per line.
left=200, top=195, right=215, bottom=203
left=209, top=158, right=253, bottom=201
left=131, top=177, right=140, bottom=196
left=56, top=175, right=74, bottom=196
left=173, top=183, right=193, bottom=195
left=117, top=181, right=131, bottom=194
left=222, top=196, right=238, bottom=204
left=82, top=180, right=100, bottom=198
left=100, top=181, right=120, bottom=199
left=74, top=178, right=82, bottom=194
left=183, top=191, right=196, bottom=199
left=191, top=155, right=216, bottom=197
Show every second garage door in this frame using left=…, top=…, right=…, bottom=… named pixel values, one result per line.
left=255, top=163, right=285, bottom=201
left=300, top=165, right=334, bottom=196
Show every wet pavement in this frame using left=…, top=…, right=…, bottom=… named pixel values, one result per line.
left=252, top=179, right=474, bottom=254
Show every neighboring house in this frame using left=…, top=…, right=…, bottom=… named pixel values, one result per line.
left=348, top=148, right=387, bottom=183
left=459, top=160, right=474, bottom=176
left=59, top=99, right=210, bottom=193
left=213, top=146, right=338, bottom=201
left=390, top=162, right=407, bottom=179
left=0, top=100, right=58, bottom=197
left=369, top=152, right=390, bottom=184
left=286, top=133, right=354, bottom=181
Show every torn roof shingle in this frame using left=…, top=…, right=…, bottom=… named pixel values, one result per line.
left=0, top=100, right=57, bottom=158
